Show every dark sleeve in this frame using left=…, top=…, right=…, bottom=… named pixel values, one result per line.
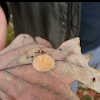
left=0, top=2, right=11, bottom=24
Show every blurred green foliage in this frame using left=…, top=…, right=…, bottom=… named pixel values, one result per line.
left=82, top=95, right=92, bottom=100
left=6, top=17, right=15, bottom=46
left=78, top=87, right=86, bottom=91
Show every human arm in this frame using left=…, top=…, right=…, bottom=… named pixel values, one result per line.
left=0, top=2, right=10, bottom=51
left=0, top=5, right=7, bottom=51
